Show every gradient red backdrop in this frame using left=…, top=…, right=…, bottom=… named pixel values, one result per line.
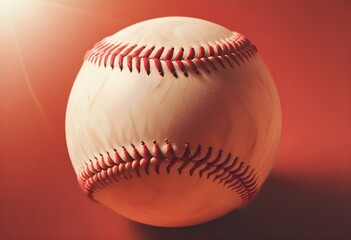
left=1, top=0, right=350, bottom=239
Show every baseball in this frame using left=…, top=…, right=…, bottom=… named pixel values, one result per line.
left=66, top=16, right=281, bottom=227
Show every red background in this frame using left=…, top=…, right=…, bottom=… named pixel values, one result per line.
left=1, top=0, right=350, bottom=239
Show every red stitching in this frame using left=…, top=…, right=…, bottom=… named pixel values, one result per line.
left=77, top=140, right=259, bottom=206
left=84, top=34, right=257, bottom=78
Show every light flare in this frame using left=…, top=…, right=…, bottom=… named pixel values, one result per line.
left=1, top=0, right=124, bottom=130
left=6, top=18, right=52, bottom=127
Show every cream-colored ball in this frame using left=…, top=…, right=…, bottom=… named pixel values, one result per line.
left=66, top=16, right=281, bottom=227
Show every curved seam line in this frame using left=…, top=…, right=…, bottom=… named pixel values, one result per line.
left=83, top=34, right=257, bottom=77
left=77, top=140, right=259, bottom=206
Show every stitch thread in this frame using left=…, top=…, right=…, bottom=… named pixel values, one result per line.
left=84, top=34, right=257, bottom=78
left=78, top=140, right=259, bottom=206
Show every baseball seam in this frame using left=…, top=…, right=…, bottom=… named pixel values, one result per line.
left=77, top=140, right=259, bottom=206
left=84, top=34, right=257, bottom=78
